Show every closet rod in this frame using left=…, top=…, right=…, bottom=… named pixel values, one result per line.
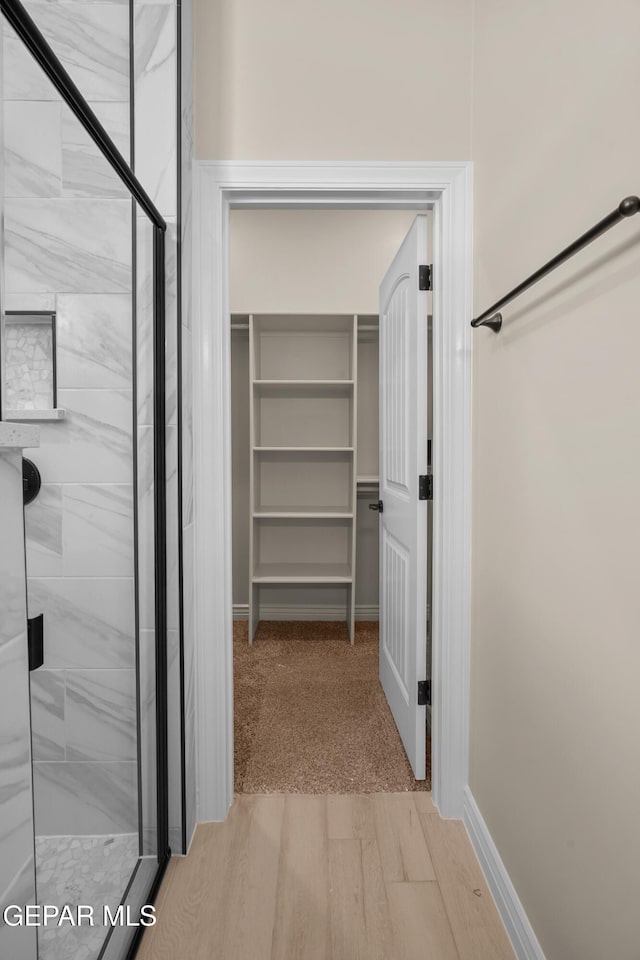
left=471, top=195, right=640, bottom=333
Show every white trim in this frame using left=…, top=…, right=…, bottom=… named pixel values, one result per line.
left=463, top=787, right=547, bottom=960
left=193, top=161, right=235, bottom=823
left=193, top=160, right=473, bottom=822
left=430, top=160, right=473, bottom=818
left=232, top=603, right=380, bottom=621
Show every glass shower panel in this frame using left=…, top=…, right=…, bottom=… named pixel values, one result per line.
left=95, top=203, right=163, bottom=960
left=135, top=210, right=160, bottom=866
left=2, top=33, right=164, bottom=958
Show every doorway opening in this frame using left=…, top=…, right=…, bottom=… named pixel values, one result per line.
left=229, top=208, right=432, bottom=795
left=193, top=161, right=472, bottom=822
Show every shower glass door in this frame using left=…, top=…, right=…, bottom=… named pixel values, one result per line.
left=1, top=2, right=169, bottom=957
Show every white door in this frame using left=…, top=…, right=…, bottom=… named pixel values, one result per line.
left=378, top=215, right=429, bottom=780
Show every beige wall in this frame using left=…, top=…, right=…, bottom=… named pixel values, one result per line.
left=470, top=2, right=640, bottom=959
left=196, top=2, right=640, bottom=956
left=230, top=209, right=422, bottom=314
left=194, top=0, right=473, bottom=160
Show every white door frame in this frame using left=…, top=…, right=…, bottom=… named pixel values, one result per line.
left=192, top=160, right=473, bottom=822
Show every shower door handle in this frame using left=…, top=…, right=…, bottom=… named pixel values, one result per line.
left=23, top=458, right=42, bottom=505
left=28, top=614, right=44, bottom=671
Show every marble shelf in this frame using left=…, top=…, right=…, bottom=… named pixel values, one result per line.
left=5, top=408, right=66, bottom=422
left=0, top=420, right=40, bottom=447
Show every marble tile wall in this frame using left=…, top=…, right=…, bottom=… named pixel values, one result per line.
left=4, top=5, right=129, bottom=102
left=2, top=5, right=138, bottom=840
left=0, top=447, right=38, bottom=960
left=21, top=394, right=138, bottom=834
left=5, top=199, right=132, bottom=294
left=134, top=3, right=177, bottom=218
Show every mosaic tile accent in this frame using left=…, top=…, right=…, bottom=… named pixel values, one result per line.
left=35, top=833, right=138, bottom=960
left=5, top=318, right=55, bottom=410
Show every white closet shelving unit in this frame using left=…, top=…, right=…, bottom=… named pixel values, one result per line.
left=248, top=315, right=358, bottom=643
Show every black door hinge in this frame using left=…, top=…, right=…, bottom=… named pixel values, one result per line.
left=418, top=680, right=431, bottom=706
left=368, top=500, right=383, bottom=513
left=419, top=264, right=432, bottom=291
left=418, top=475, right=433, bottom=500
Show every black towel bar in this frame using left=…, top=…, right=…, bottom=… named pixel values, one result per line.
left=472, top=195, right=640, bottom=333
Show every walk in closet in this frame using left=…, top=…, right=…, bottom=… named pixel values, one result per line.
left=231, top=313, right=380, bottom=644
left=229, top=206, right=429, bottom=650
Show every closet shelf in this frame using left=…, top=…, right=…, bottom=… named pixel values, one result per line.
left=253, top=380, right=354, bottom=397
left=254, top=379, right=354, bottom=387
left=253, top=509, right=353, bottom=519
left=356, top=475, right=379, bottom=485
left=254, top=446, right=354, bottom=453
left=252, top=561, right=353, bottom=583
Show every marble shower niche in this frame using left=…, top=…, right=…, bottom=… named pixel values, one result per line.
left=5, top=312, right=56, bottom=411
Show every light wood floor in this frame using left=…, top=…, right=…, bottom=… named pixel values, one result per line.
left=138, top=793, right=515, bottom=960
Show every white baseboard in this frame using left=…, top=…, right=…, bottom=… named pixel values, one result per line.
left=463, top=787, right=546, bottom=960
left=232, top=603, right=379, bottom=622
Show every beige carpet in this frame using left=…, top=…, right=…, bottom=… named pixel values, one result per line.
left=234, top=620, right=431, bottom=794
